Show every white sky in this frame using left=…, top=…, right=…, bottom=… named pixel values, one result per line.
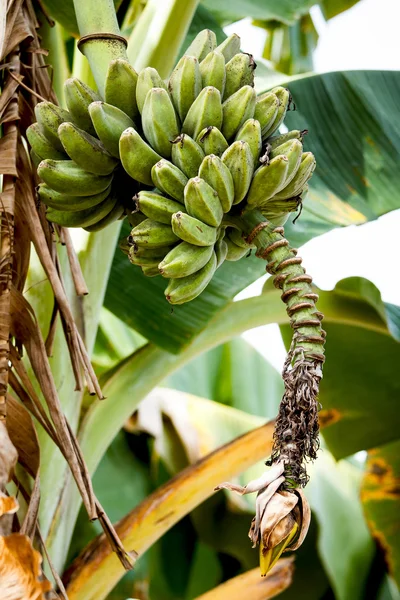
left=227, top=0, right=400, bottom=370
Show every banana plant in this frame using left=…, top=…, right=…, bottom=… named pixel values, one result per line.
left=0, top=0, right=399, bottom=598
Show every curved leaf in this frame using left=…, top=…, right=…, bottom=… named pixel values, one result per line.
left=200, top=0, right=315, bottom=26
left=361, top=440, right=400, bottom=589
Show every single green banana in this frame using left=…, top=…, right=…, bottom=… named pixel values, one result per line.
left=38, top=183, right=112, bottom=211
left=234, top=118, right=262, bottom=164
left=165, top=251, right=217, bottom=304
left=171, top=211, right=217, bottom=246
left=223, top=53, right=256, bottom=100
left=159, top=242, right=213, bottom=278
left=105, top=59, right=139, bottom=122
left=46, top=192, right=117, bottom=228
left=130, top=218, right=179, bottom=248
left=119, top=127, right=162, bottom=185
left=182, top=86, right=223, bottom=141
left=261, top=197, right=300, bottom=225
left=171, top=134, right=205, bottom=179
left=184, top=29, right=217, bottom=61
left=38, top=159, right=112, bottom=196
left=128, top=248, right=165, bottom=267
left=270, top=139, right=302, bottom=185
left=127, top=212, right=147, bottom=227
left=222, top=85, right=257, bottom=140
left=246, top=155, right=289, bottom=207
left=26, top=123, right=67, bottom=160
left=136, top=67, right=168, bottom=114
left=254, top=92, right=280, bottom=138
left=130, top=245, right=173, bottom=260
left=136, top=190, right=183, bottom=224
left=64, top=78, right=100, bottom=135
left=272, top=152, right=316, bottom=200
left=214, top=236, right=228, bottom=267
left=58, top=122, right=118, bottom=175
left=141, top=265, right=161, bottom=277
left=30, top=150, right=41, bottom=169
left=196, top=126, right=228, bottom=157
left=221, top=141, right=254, bottom=204
left=228, top=227, right=255, bottom=249
left=184, top=177, right=223, bottom=227
left=168, top=55, right=202, bottom=121
left=225, top=237, right=249, bottom=261
left=199, top=50, right=226, bottom=95
left=89, top=101, right=134, bottom=158
left=216, top=34, right=241, bottom=63
left=268, top=129, right=307, bottom=150
left=34, top=102, right=73, bottom=152
left=262, top=86, right=290, bottom=139
left=142, top=88, right=180, bottom=158
left=84, top=199, right=124, bottom=232
left=198, top=154, right=234, bottom=212
left=151, top=159, right=188, bottom=203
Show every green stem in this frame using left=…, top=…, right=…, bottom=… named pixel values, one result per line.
left=72, top=0, right=127, bottom=97
left=127, top=0, right=200, bottom=77
left=39, top=21, right=70, bottom=106
left=71, top=41, right=98, bottom=91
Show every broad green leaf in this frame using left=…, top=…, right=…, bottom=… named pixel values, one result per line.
left=200, top=0, right=315, bottom=26
left=279, top=277, right=400, bottom=458
left=186, top=542, right=222, bottom=599
left=320, top=0, right=361, bottom=20
left=361, top=440, right=400, bottom=589
left=40, top=0, right=121, bottom=36
left=307, top=451, right=375, bottom=600
left=166, top=337, right=283, bottom=418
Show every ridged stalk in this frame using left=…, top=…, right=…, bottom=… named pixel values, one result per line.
left=72, top=0, right=128, bottom=97
left=240, top=209, right=326, bottom=487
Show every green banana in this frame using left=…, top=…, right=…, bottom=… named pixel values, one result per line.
left=130, top=245, right=173, bottom=261
left=37, top=159, right=112, bottom=196
left=272, top=152, right=316, bottom=200
left=270, top=139, right=303, bottom=185
left=246, top=155, right=289, bottom=207
left=225, top=237, right=249, bottom=261
left=268, top=129, right=307, bottom=151
left=184, top=29, right=217, bottom=61
left=214, top=236, right=228, bottom=268
left=127, top=212, right=147, bottom=228
left=58, top=122, right=118, bottom=175
left=64, top=78, right=100, bottom=136
left=119, top=127, right=162, bottom=185
left=136, top=190, right=183, bottom=224
left=26, top=123, right=67, bottom=160
left=182, top=86, right=223, bottom=141
left=136, top=67, right=168, bottom=114
left=196, top=126, right=228, bottom=157
left=165, top=252, right=217, bottom=304
left=223, top=53, right=256, bottom=100
left=228, top=227, right=255, bottom=249
left=84, top=199, right=124, bottom=232
left=216, top=34, right=241, bottom=63
left=130, top=218, right=179, bottom=248
left=142, top=88, right=180, bottom=158
left=234, top=119, right=262, bottom=164
left=261, top=197, right=300, bottom=226
left=151, top=159, right=188, bottom=203
left=158, top=242, right=214, bottom=278
left=262, top=86, right=290, bottom=139
left=30, top=150, right=41, bottom=169
left=171, top=134, right=205, bottom=179
left=199, top=50, right=226, bottom=95
left=221, top=141, right=254, bottom=204
left=198, top=154, right=234, bottom=212
left=171, top=212, right=217, bottom=246
left=34, top=102, right=73, bottom=152
left=38, top=183, right=112, bottom=211
left=89, top=101, right=134, bottom=158
left=105, top=59, right=139, bottom=123
left=254, top=92, right=280, bottom=138
left=168, top=55, right=202, bottom=121
left=46, top=192, right=117, bottom=228
left=221, top=85, right=256, bottom=140
left=184, top=177, right=223, bottom=227
left=141, top=265, right=161, bottom=277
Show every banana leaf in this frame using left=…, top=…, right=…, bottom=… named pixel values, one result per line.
left=200, top=0, right=316, bottom=26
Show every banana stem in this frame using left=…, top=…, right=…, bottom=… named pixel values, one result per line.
left=239, top=209, right=326, bottom=487
left=38, top=21, right=70, bottom=107
left=72, top=0, right=127, bottom=97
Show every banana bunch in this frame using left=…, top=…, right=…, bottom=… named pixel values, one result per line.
left=27, top=28, right=315, bottom=302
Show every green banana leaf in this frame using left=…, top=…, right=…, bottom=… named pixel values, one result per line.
left=105, top=70, right=400, bottom=352
left=200, top=0, right=316, bottom=26
left=320, top=0, right=361, bottom=20
left=278, top=277, right=400, bottom=459
left=361, top=440, right=400, bottom=590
